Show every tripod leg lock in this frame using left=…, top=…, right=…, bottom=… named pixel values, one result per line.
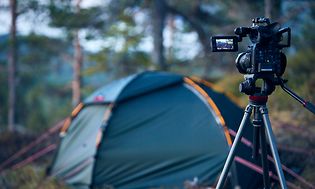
left=245, top=104, right=253, bottom=113
left=259, top=106, right=269, bottom=115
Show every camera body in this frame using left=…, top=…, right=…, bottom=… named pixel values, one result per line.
left=236, top=43, right=286, bottom=76
left=212, top=17, right=290, bottom=76
left=211, top=17, right=291, bottom=95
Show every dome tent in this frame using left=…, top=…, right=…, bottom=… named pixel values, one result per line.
left=49, top=71, right=265, bottom=189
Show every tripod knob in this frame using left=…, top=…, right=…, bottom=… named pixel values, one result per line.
left=239, top=80, right=255, bottom=95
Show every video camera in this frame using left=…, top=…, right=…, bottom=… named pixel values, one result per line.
left=213, top=18, right=315, bottom=189
left=211, top=17, right=291, bottom=95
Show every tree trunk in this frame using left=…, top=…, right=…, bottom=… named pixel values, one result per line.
left=72, top=0, right=83, bottom=107
left=167, top=15, right=175, bottom=63
left=151, top=0, right=167, bottom=71
left=265, top=0, right=281, bottom=20
left=8, top=0, right=17, bottom=131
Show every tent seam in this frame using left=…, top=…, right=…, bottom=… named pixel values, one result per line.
left=114, top=71, right=148, bottom=103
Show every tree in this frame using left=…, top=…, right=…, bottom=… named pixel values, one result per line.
left=104, top=0, right=226, bottom=73
left=48, top=0, right=106, bottom=107
left=151, top=0, right=167, bottom=70
left=72, top=0, right=83, bottom=107
left=5, top=0, right=53, bottom=131
left=8, top=0, right=17, bottom=132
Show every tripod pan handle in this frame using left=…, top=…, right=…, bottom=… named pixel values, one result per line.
left=304, top=101, right=315, bottom=114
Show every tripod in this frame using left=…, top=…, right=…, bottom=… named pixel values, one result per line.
left=215, top=78, right=315, bottom=189
left=216, top=94, right=286, bottom=189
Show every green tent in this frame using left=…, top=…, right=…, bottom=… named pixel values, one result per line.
left=49, top=71, right=265, bottom=188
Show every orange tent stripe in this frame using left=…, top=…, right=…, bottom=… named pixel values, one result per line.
left=60, top=117, right=72, bottom=135
left=60, top=103, right=84, bottom=135
left=184, top=77, right=232, bottom=146
left=71, top=103, right=84, bottom=117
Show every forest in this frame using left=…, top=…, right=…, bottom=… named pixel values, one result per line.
left=0, top=0, right=314, bottom=188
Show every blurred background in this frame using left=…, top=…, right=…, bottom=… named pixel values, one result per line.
left=0, top=0, right=314, bottom=188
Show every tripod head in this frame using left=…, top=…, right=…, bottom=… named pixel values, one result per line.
left=241, top=74, right=315, bottom=114
left=239, top=74, right=280, bottom=96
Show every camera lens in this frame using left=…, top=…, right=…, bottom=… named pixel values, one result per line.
left=236, top=52, right=251, bottom=74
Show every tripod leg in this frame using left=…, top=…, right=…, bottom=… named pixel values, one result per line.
left=260, top=124, right=271, bottom=188
left=252, top=107, right=261, bottom=159
left=216, top=105, right=253, bottom=189
left=260, top=106, right=288, bottom=189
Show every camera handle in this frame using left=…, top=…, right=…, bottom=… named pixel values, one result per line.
left=280, top=79, right=315, bottom=114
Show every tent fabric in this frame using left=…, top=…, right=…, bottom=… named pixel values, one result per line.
left=116, top=71, right=183, bottom=102
left=84, top=74, right=137, bottom=104
left=92, top=82, right=229, bottom=188
left=51, top=105, right=108, bottom=185
left=50, top=71, right=267, bottom=189
left=84, top=71, right=183, bottom=104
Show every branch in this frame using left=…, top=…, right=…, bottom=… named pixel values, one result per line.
left=166, top=5, right=211, bottom=56
left=0, top=5, right=9, bottom=11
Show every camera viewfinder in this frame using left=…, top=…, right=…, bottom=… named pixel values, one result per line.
left=211, top=36, right=238, bottom=52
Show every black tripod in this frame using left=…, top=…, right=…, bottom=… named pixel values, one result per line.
left=215, top=79, right=315, bottom=189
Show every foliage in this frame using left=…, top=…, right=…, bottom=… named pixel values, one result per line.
left=0, top=165, right=68, bottom=189
left=0, top=131, right=35, bottom=162
left=0, top=34, right=72, bottom=132
left=270, top=48, right=315, bottom=123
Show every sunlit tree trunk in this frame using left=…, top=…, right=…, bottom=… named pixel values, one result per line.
left=72, top=0, right=83, bottom=107
left=8, top=0, right=17, bottom=131
left=151, top=0, right=167, bottom=71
